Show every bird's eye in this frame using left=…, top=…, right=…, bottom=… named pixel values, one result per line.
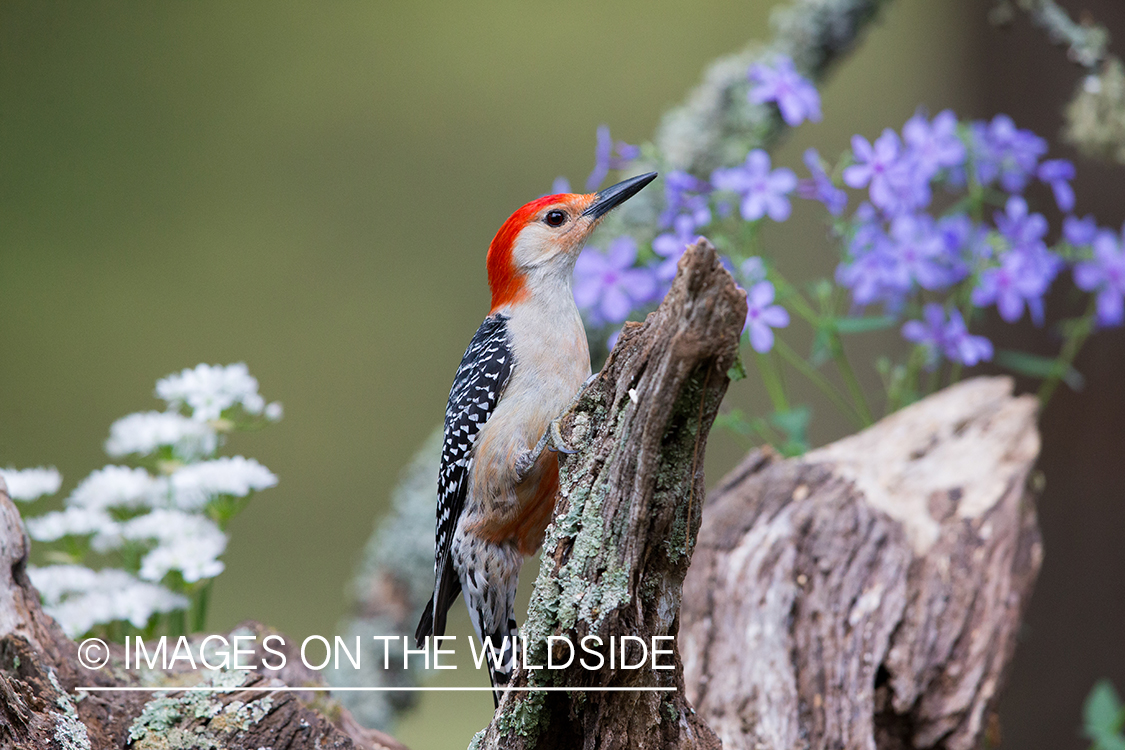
left=544, top=210, right=567, bottom=227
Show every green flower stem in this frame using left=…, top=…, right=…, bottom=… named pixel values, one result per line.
left=770, top=270, right=873, bottom=425
left=832, top=336, right=874, bottom=426
left=191, top=580, right=213, bottom=634
left=770, top=274, right=820, bottom=327
left=168, top=608, right=186, bottom=639
left=755, top=351, right=790, bottom=414
left=1039, top=298, right=1098, bottom=407
left=774, top=338, right=864, bottom=428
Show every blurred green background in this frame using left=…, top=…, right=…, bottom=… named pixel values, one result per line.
left=2, top=1, right=1123, bottom=748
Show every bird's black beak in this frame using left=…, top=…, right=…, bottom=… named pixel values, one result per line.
left=582, top=172, right=658, bottom=220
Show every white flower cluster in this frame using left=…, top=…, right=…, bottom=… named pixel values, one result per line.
left=165, top=456, right=277, bottom=511
left=12, top=362, right=281, bottom=636
left=156, top=362, right=281, bottom=422
left=0, top=466, right=62, bottom=502
left=28, top=565, right=189, bottom=638
left=105, top=411, right=218, bottom=460
left=119, top=510, right=228, bottom=583
left=27, top=456, right=275, bottom=571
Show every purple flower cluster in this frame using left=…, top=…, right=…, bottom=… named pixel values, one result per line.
left=835, top=205, right=968, bottom=311
left=573, top=237, right=657, bottom=328
left=970, top=115, right=1047, bottom=195
left=712, top=150, right=797, bottom=222
left=567, top=67, right=1120, bottom=388
left=828, top=109, right=1094, bottom=348
left=902, top=304, right=993, bottom=368
left=971, top=197, right=1061, bottom=325
left=748, top=56, right=822, bottom=127
left=842, top=110, right=964, bottom=218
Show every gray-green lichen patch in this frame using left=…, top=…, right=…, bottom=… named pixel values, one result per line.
left=129, top=697, right=187, bottom=743
left=127, top=669, right=274, bottom=749
left=1065, top=58, right=1125, bottom=164
left=493, top=690, right=549, bottom=745
left=467, top=727, right=486, bottom=750
left=209, top=695, right=274, bottom=734
left=48, top=669, right=91, bottom=750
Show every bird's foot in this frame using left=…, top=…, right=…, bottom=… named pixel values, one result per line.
left=513, top=377, right=596, bottom=483
left=546, top=416, right=577, bottom=455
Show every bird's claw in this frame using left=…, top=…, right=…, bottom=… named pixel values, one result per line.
left=546, top=417, right=577, bottom=455
left=515, top=417, right=579, bottom=483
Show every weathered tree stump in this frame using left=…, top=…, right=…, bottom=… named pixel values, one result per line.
left=681, top=376, right=1043, bottom=750
left=473, top=238, right=746, bottom=750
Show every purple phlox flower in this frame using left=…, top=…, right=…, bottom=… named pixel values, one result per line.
left=748, top=56, right=822, bottom=127
left=844, top=130, right=928, bottom=215
left=585, top=125, right=642, bottom=191
left=995, top=196, right=1048, bottom=250
left=660, top=171, right=712, bottom=229
left=970, top=115, right=1047, bottom=193
left=797, top=148, right=847, bottom=215
left=550, top=176, right=572, bottom=195
left=971, top=245, right=1058, bottom=325
left=1037, top=159, right=1076, bottom=213
left=711, top=150, right=798, bottom=222
left=938, top=213, right=991, bottom=269
left=740, top=256, right=767, bottom=285
left=902, top=109, right=966, bottom=179
left=933, top=213, right=974, bottom=280
left=903, top=304, right=993, bottom=368
left=836, top=219, right=911, bottom=311
left=879, top=159, right=933, bottom=216
left=652, top=213, right=703, bottom=282
left=1064, top=214, right=1098, bottom=246
left=744, top=281, right=790, bottom=353
left=888, top=213, right=960, bottom=290
left=1074, top=229, right=1125, bottom=326
left=573, top=237, right=657, bottom=327
left=843, top=130, right=900, bottom=193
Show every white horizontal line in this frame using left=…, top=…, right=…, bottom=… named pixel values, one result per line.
left=75, top=686, right=675, bottom=693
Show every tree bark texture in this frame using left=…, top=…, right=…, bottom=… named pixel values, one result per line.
left=681, top=376, right=1043, bottom=750
left=0, top=477, right=406, bottom=750
left=473, top=239, right=747, bottom=750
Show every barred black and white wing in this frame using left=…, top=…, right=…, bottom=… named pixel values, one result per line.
left=415, top=313, right=513, bottom=645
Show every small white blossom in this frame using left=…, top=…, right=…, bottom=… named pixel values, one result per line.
left=165, top=456, right=277, bottom=511
left=140, top=538, right=226, bottom=584
left=119, top=510, right=228, bottom=584
left=264, top=401, right=284, bottom=421
left=105, top=411, right=219, bottom=460
left=156, top=363, right=266, bottom=421
left=0, top=466, right=63, bottom=502
left=28, top=565, right=188, bottom=637
left=67, top=465, right=155, bottom=511
left=26, top=507, right=115, bottom=542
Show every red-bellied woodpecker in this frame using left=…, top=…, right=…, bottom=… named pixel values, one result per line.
left=415, top=172, right=658, bottom=704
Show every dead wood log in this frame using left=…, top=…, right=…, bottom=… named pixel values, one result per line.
left=681, top=376, right=1043, bottom=750
left=0, top=476, right=407, bottom=750
left=473, top=238, right=746, bottom=750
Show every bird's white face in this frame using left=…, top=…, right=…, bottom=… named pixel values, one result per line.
left=510, top=194, right=600, bottom=273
